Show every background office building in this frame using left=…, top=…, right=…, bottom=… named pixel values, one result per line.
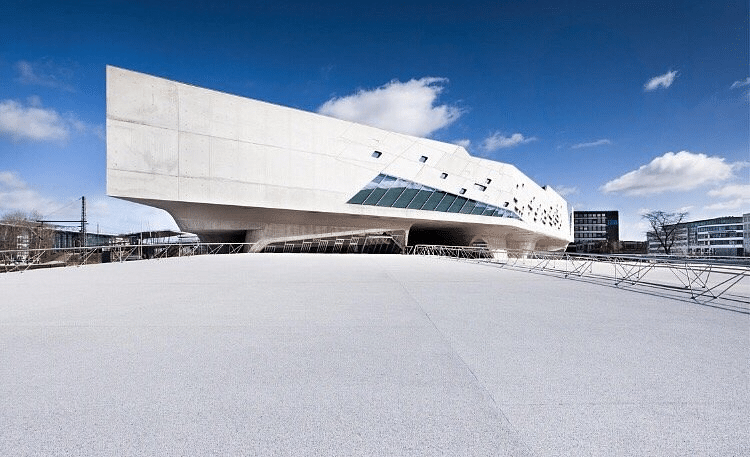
left=647, top=215, right=747, bottom=257
left=569, top=211, right=619, bottom=253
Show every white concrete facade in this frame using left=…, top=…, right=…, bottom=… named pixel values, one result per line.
left=107, top=66, right=572, bottom=252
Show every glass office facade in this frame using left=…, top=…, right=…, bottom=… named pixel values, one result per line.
left=347, top=173, right=521, bottom=220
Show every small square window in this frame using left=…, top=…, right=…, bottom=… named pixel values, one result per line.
left=440, top=172, right=448, bottom=179
left=371, top=151, right=382, bottom=158
left=485, top=178, right=491, bottom=185
left=459, top=188, right=467, bottom=195
left=419, top=155, right=428, bottom=163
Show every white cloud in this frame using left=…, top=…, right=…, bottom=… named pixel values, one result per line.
left=0, top=171, right=178, bottom=234
left=705, top=183, right=750, bottom=212
left=730, top=77, right=750, bottom=89
left=0, top=171, right=59, bottom=215
left=571, top=139, right=611, bottom=149
left=619, top=219, right=652, bottom=241
left=552, top=185, right=578, bottom=197
left=317, top=77, right=462, bottom=137
left=707, top=183, right=750, bottom=199
left=0, top=98, right=104, bottom=143
left=87, top=197, right=179, bottom=234
left=481, top=132, right=536, bottom=152
left=14, top=60, right=74, bottom=91
left=65, top=113, right=105, bottom=140
left=0, top=99, right=69, bottom=142
left=601, top=151, right=734, bottom=196
left=637, top=207, right=652, bottom=216
left=704, top=199, right=748, bottom=211
left=454, top=139, right=471, bottom=149
left=644, top=70, right=678, bottom=91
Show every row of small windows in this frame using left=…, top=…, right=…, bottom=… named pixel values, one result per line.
left=347, top=173, right=521, bottom=220
left=575, top=232, right=606, bottom=239
left=372, top=151, right=492, bottom=192
left=697, top=225, right=743, bottom=232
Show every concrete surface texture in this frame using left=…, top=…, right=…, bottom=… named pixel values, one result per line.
left=106, top=66, right=571, bottom=251
left=1, top=254, right=748, bottom=456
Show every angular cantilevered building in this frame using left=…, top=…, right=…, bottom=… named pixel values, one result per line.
left=106, top=66, right=572, bottom=253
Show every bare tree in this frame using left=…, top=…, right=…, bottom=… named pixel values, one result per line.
left=642, top=210, right=688, bottom=255
left=0, top=211, right=55, bottom=253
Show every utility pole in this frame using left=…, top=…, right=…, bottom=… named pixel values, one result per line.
left=37, top=196, right=88, bottom=248
left=80, top=196, right=87, bottom=247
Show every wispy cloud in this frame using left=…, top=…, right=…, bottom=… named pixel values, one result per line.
left=571, top=139, right=611, bottom=149
left=318, top=77, right=462, bottom=137
left=65, top=114, right=105, bottom=140
left=453, top=139, right=471, bottom=149
left=481, top=132, right=536, bottom=152
left=708, top=183, right=750, bottom=199
left=14, top=60, right=75, bottom=92
left=730, top=77, right=750, bottom=89
left=644, top=70, right=678, bottom=91
left=0, top=171, right=59, bottom=215
left=601, top=150, right=734, bottom=196
left=0, top=98, right=69, bottom=142
left=552, top=185, right=578, bottom=197
left=705, top=183, right=750, bottom=211
left=0, top=97, right=104, bottom=143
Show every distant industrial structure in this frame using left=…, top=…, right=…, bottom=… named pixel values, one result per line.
left=647, top=214, right=749, bottom=257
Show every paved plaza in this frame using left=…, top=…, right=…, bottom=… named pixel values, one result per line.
left=1, top=254, right=748, bottom=455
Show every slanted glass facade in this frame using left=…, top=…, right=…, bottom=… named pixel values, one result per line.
left=347, top=173, right=521, bottom=220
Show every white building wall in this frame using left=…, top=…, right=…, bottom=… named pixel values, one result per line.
left=107, top=66, right=571, bottom=250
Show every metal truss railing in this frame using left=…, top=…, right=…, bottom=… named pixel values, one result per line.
left=408, top=245, right=750, bottom=313
left=0, top=242, right=254, bottom=273
left=263, top=233, right=406, bottom=254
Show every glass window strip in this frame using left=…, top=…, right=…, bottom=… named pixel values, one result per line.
left=409, top=189, right=434, bottom=209
left=393, top=186, right=421, bottom=208
left=436, top=194, right=457, bottom=212
left=348, top=173, right=522, bottom=220
left=421, top=190, right=446, bottom=211
left=447, top=196, right=467, bottom=213
left=377, top=180, right=409, bottom=207
left=471, top=202, right=487, bottom=215
left=459, top=200, right=477, bottom=214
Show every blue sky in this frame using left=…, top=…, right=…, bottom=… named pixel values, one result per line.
left=1, top=0, right=747, bottom=239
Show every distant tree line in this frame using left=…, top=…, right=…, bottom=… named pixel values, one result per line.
left=0, top=211, right=55, bottom=252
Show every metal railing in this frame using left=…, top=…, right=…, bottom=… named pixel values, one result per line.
left=408, top=245, right=750, bottom=313
left=0, top=242, right=254, bottom=273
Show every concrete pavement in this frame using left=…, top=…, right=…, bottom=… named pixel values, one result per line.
left=1, top=254, right=747, bottom=455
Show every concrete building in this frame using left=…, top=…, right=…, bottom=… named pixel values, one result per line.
left=106, top=67, right=572, bottom=253
left=647, top=215, right=746, bottom=257
left=570, top=210, right=618, bottom=253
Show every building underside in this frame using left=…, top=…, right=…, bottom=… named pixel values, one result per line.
left=127, top=198, right=569, bottom=254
